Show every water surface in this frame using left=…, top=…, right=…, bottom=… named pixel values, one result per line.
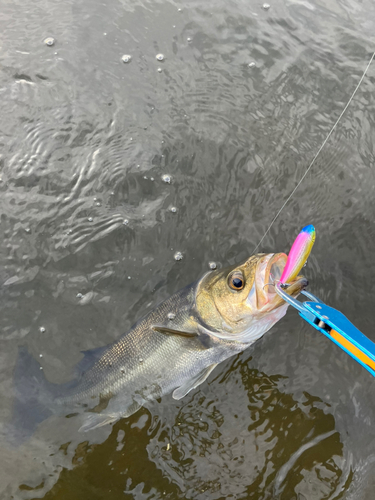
left=1, top=0, right=375, bottom=498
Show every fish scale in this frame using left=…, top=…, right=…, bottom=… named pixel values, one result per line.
left=54, top=284, right=241, bottom=412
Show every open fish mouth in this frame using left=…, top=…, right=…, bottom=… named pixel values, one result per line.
left=255, top=253, right=308, bottom=311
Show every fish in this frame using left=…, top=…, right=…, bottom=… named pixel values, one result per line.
left=280, top=225, right=315, bottom=284
left=13, top=251, right=308, bottom=437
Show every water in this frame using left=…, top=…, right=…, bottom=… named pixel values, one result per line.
left=0, top=0, right=375, bottom=497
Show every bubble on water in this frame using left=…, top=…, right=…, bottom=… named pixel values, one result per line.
left=96, top=202, right=101, bottom=206
left=88, top=217, right=93, bottom=222
left=44, top=37, right=55, bottom=47
left=39, top=326, right=46, bottom=333
left=262, top=3, right=270, bottom=9
left=187, top=37, right=192, bottom=42
left=128, top=276, right=131, bottom=280
left=162, top=174, right=171, bottom=184
left=178, top=8, right=182, bottom=11
left=157, top=68, right=162, bottom=73
left=150, top=177, right=154, bottom=181
left=209, top=261, right=217, bottom=270
left=139, top=358, right=143, bottom=363
left=170, top=206, right=177, bottom=213
left=122, top=54, right=132, bottom=63
left=76, top=293, right=83, bottom=299
left=25, top=228, right=31, bottom=233
left=123, top=219, right=129, bottom=226
left=40, top=366, right=43, bottom=370
left=156, top=53, right=164, bottom=61
left=143, top=175, right=148, bottom=180
left=103, top=32, right=107, bottom=36
left=167, top=312, right=176, bottom=320
left=120, top=368, right=125, bottom=374
left=248, top=62, right=255, bottom=68
left=173, top=25, right=176, bottom=28
left=174, top=251, right=183, bottom=261
left=39, top=354, right=43, bottom=358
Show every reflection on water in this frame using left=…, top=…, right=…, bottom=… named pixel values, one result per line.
left=19, top=363, right=347, bottom=500
left=0, top=0, right=375, bottom=497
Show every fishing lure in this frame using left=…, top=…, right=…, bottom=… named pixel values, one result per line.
left=277, top=225, right=375, bottom=379
left=279, top=224, right=316, bottom=284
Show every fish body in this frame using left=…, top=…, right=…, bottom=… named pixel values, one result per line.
left=14, top=252, right=308, bottom=435
left=54, top=283, right=250, bottom=431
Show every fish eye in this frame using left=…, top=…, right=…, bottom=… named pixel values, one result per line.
left=228, top=271, right=245, bottom=290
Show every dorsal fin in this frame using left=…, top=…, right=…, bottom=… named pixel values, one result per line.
left=75, top=345, right=108, bottom=377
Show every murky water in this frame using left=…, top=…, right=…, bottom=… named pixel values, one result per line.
left=1, top=0, right=375, bottom=497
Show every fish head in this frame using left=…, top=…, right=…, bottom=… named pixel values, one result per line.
left=195, top=253, right=307, bottom=343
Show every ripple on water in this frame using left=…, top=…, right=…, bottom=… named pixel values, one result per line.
left=1, top=0, right=375, bottom=497
left=145, top=361, right=349, bottom=499
left=33, top=359, right=348, bottom=499
left=2, top=97, right=170, bottom=260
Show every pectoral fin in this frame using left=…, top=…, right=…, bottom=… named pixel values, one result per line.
left=152, top=326, right=198, bottom=338
left=172, top=363, right=218, bottom=400
left=153, top=325, right=215, bottom=350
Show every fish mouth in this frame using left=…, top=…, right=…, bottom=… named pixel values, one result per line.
left=255, top=253, right=308, bottom=311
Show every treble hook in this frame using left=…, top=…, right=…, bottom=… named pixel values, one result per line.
left=263, top=278, right=290, bottom=292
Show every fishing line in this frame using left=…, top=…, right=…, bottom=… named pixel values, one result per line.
left=253, top=51, right=375, bottom=253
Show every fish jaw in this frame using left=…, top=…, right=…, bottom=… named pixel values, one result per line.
left=226, top=301, right=290, bottom=344
left=238, top=258, right=308, bottom=343
left=252, top=253, right=287, bottom=311
left=252, top=253, right=308, bottom=312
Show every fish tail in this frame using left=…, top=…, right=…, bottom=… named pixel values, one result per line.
left=11, top=346, right=55, bottom=443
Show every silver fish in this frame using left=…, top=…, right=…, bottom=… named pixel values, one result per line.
left=13, top=252, right=306, bottom=435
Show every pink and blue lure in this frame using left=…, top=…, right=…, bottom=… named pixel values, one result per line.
left=279, top=225, right=316, bottom=284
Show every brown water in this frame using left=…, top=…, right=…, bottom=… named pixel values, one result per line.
left=1, top=0, right=375, bottom=498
